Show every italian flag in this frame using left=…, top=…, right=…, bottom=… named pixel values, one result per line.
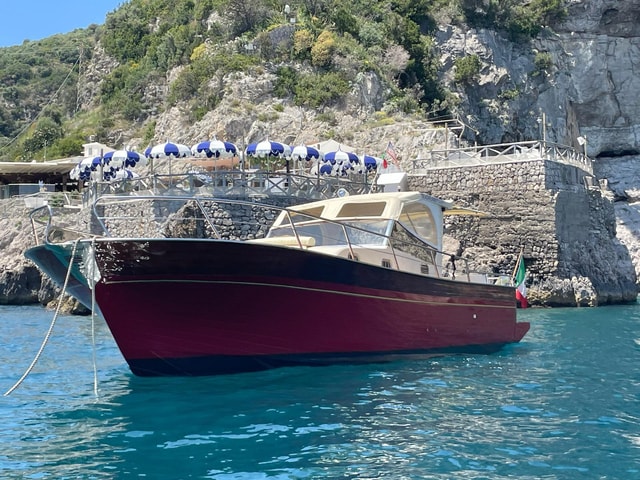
left=514, top=257, right=528, bottom=308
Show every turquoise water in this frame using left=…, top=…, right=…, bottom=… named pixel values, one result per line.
left=1, top=304, right=639, bottom=479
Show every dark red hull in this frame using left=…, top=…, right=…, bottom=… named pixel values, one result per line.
left=91, top=239, right=529, bottom=376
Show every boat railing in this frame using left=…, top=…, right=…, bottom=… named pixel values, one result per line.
left=92, top=194, right=297, bottom=239
left=28, top=205, right=51, bottom=246
left=278, top=208, right=483, bottom=284
left=28, top=204, right=88, bottom=246
left=90, top=195, right=490, bottom=284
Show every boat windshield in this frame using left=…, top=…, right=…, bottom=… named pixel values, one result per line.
left=398, top=202, right=438, bottom=246
left=268, top=219, right=392, bottom=247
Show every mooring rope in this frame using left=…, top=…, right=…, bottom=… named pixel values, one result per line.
left=3, top=238, right=81, bottom=396
left=90, top=238, right=99, bottom=398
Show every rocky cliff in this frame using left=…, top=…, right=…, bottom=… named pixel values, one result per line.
left=432, top=0, right=640, bottom=291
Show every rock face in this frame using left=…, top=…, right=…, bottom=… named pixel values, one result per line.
left=0, top=206, right=43, bottom=305
left=0, top=203, right=90, bottom=313
left=433, top=1, right=640, bottom=157
left=431, top=2, right=640, bottom=292
left=410, top=159, right=638, bottom=306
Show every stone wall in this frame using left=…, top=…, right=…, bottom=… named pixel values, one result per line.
left=409, top=160, right=638, bottom=306
left=95, top=197, right=296, bottom=240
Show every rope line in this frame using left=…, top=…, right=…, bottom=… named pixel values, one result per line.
left=90, top=238, right=99, bottom=398
left=3, top=239, right=81, bottom=396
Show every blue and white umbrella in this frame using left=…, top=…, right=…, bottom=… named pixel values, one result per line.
left=113, top=168, right=140, bottom=180
left=148, top=141, right=191, bottom=159
left=319, top=163, right=334, bottom=176
left=245, top=139, right=291, bottom=158
left=146, top=141, right=190, bottom=178
left=340, top=162, right=355, bottom=175
left=323, top=150, right=359, bottom=165
left=79, top=156, right=102, bottom=171
left=191, top=139, right=237, bottom=158
left=362, top=155, right=380, bottom=172
left=110, top=149, right=147, bottom=168
left=71, top=162, right=94, bottom=181
left=291, top=145, right=321, bottom=162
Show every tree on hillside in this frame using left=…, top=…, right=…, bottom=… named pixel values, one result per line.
left=23, top=117, right=63, bottom=157
left=102, top=6, right=151, bottom=61
left=225, top=0, right=273, bottom=37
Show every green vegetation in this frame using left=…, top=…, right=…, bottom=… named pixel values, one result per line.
left=533, top=51, right=553, bottom=76
left=0, top=0, right=562, bottom=160
left=460, top=0, right=567, bottom=41
left=454, top=55, right=481, bottom=84
left=295, top=72, right=351, bottom=108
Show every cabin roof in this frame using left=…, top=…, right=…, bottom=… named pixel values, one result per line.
left=288, top=191, right=451, bottom=221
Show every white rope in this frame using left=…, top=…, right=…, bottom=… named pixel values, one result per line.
left=90, top=238, right=99, bottom=398
left=3, top=239, right=81, bottom=396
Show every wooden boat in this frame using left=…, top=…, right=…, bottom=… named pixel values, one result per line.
left=25, top=189, right=529, bottom=376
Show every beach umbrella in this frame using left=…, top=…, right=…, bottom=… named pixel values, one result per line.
left=69, top=164, right=82, bottom=180
left=76, top=157, right=103, bottom=182
left=291, top=145, right=321, bottom=162
left=191, top=139, right=237, bottom=158
left=113, top=169, right=140, bottom=181
left=110, top=149, right=147, bottom=168
left=148, top=141, right=191, bottom=159
left=362, top=155, right=380, bottom=172
left=148, top=141, right=191, bottom=179
left=246, top=139, right=291, bottom=170
left=79, top=156, right=102, bottom=171
left=103, top=165, right=117, bottom=181
left=319, top=163, right=334, bottom=176
left=340, top=162, right=354, bottom=175
left=323, top=150, right=359, bottom=165
left=71, top=163, right=92, bottom=181
left=245, top=139, right=291, bottom=158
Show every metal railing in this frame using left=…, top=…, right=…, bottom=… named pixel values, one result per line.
left=410, top=140, right=592, bottom=174
left=83, top=170, right=374, bottom=208
left=1, top=191, right=83, bottom=218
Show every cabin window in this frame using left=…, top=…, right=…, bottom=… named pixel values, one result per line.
left=398, top=203, right=437, bottom=245
left=382, top=259, right=392, bottom=268
left=337, top=202, right=386, bottom=218
left=280, top=206, right=325, bottom=225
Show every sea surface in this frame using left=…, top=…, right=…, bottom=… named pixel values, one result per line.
left=1, top=304, right=639, bottom=479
